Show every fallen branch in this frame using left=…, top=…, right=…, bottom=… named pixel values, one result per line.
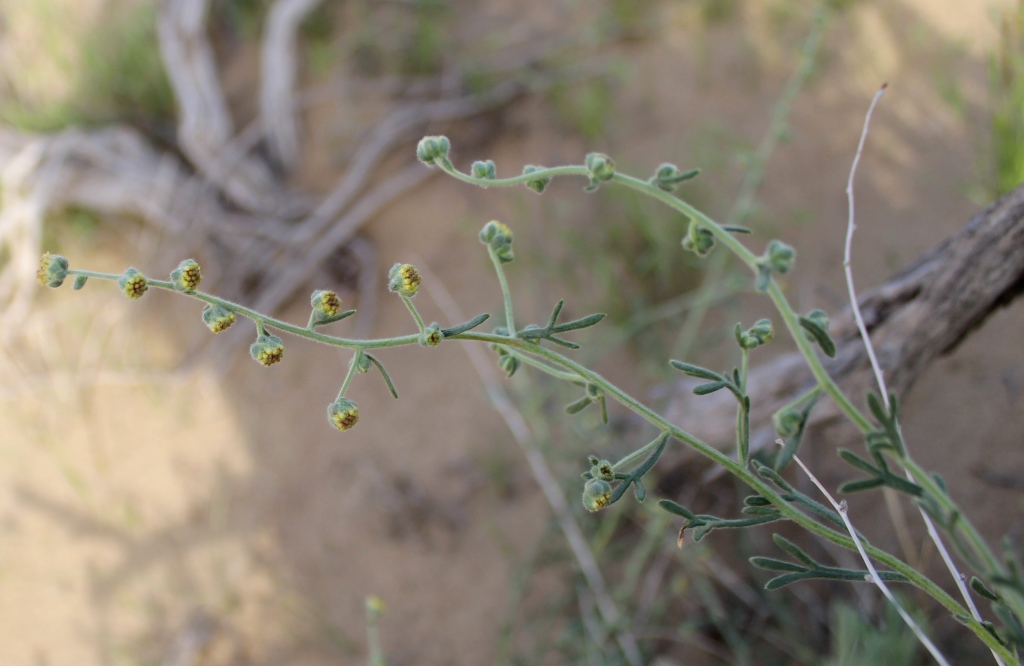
left=660, top=184, right=1024, bottom=457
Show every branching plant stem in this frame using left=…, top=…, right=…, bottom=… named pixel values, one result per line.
left=58, top=149, right=1021, bottom=662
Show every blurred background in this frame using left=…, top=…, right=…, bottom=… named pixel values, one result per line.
left=1, top=0, right=1023, bottom=664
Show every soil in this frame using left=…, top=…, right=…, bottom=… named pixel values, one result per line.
left=1, top=1, right=1022, bottom=665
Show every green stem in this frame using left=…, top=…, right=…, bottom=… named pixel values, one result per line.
left=401, top=294, right=427, bottom=334
left=611, top=431, right=671, bottom=474
left=67, top=270, right=422, bottom=350
left=488, top=246, right=517, bottom=336
left=738, top=348, right=750, bottom=464
left=450, top=331, right=1016, bottom=663
left=505, top=348, right=584, bottom=383
left=336, top=352, right=361, bottom=401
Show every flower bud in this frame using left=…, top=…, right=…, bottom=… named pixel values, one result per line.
left=388, top=263, right=421, bottom=297
left=582, top=478, right=613, bottom=512
left=585, top=152, right=615, bottom=181
left=682, top=224, right=715, bottom=257
left=649, top=163, right=700, bottom=191
left=419, top=322, right=442, bottom=347
left=479, top=220, right=514, bottom=263
left=416, top=135, right=450, bottom=166
left=352, top=350, right=372, bottom=374
left=170, top=259, right=202, bottom=292
left=522, top=165, right=551, bottom=194
left=764, top=240, right=795, bottom=274
left=773, top=407, right=804, bottom=439
left=737, top=318, right=774, bottom=350
left=202, top=304, right=236, bottom=333
left=589, top=458, right=614, bottom=482
left=471, top=159, right=497, bottom=180
left=37, top=252, right=69, bottom=288
left=118, top=268, right=149, bottom=300
left=365, top=595, right=386, bottom=619
left=327, top=397, right=360, bottom=431
left=250, top=333, right=285, bottom=367
left=311, top=289, right=342, bottom=317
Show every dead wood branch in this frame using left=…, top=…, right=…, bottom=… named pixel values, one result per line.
left=659, top=184, right=1024, bottom=461
left=158, top=0, right=301, bottom=216
left=261, top=0, right=323, bottom=172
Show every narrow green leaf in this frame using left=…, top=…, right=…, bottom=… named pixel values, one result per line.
left=441, top=313, right=490, bottom=337
left=658, top=500, right=695, bottom=519
left=772, top=534, right=818, bottom=567
left=693, top=381, right=728, bottom=396
left=971, top=577, right=1001, bottom=601
left=312, top=309, right=358, bottom=327
left=744, top=495, right=772, bottom=506
left=366, top=353, right=398, bottom=399
left=72, top=275, right=88, bottom=290
left=753, top=461, right=795, bottom=492
left=668, top=360, right=724, bottom=382
left=838, top=449, right=881, bottom=476
left=750, top=557, right=807, bottom=573
left=838, top=478, right=886, bottom=494
left=564, top=396, right=592, bottom=415
left=799, top=316, right=836, bottom=357
left=721, top=225, right=752, bottom=234
left=631, top=432, right=670, bottom=478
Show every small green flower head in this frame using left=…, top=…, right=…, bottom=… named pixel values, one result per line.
left=471, top=159, right=497, bottom=180
left=764, top=240, right=795, bottom=274
left=737, top=318, right=774, bottom=350
left=250, top=333, right=285, bottom=367
left=328, top=397, right=360, bottom=431
left=117, top=268, right=149, bottom=300
left=582, top=478, right=613, bottom=512
left=589, top=458, right=614, bottom=482
left=388, top=263, right=421, bottom=297
left=311, top=289, right=342, bottom=317
left=202, top=304, right=236, bottom=333
left=419, top=322, right=443, bottom=347
left=773, top=407, right=804, bottom=439
left=682, top=224, right=715, bottom=257
left=522, top=165, right=551, bottom=194
left=650, top=163, right=700, bottom=192
left=170, top=259, right=202, bottom=292
left=416, top=135, right=450, bottom=166
left=585, top=152, right=615, bottom=182
left=352, top=351, right=372, bottom=374
left=479, top=220, right=514, bottom=263
left=37, top=252, right=69, bottom=288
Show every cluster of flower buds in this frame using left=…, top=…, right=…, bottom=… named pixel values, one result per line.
left=471, top=159, right=497, bottom=180
left=202, top=304, right=236, bottom=333
left=755, top=240, right=796, bottom=291
left=522, top=165, right=551, bottom=194
left=388, top=263, right=421, bottom=297
left=682, top=223, right=715, bottom=257
left=327, top=397, right=360, bottom=431
left=37, top=252, right=69, bottom=288
left=311, top=289, right=342, bottom=318
left=479, top=220, right=514, bottom=263
left=419, top=322, right=442, bottom=347
left=736, top=318, right=774, bottom=350
left=250, top=332, right=285, bottom=366
left=170, top=259, right=202, bottom=293
left=584, top=152, right=615, bottom=191
left=649, top=163, right=701, bottom=192
left=118, top=268, right=149, bottom=300
left=416, top=135, right=451, bottom=167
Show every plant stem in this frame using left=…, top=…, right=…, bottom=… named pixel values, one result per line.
left=401, top=294, right=427, bottom=334
left=488, top=246, right=517, bottom=336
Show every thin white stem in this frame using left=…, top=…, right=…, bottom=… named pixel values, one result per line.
left=844, top=85, right=1000, bottom=664
left=844, top=83, right=889, bottom=399
left=784, top=441, right=950, bottom=666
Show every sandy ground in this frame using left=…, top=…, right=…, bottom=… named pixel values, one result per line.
left=1, top=0, right=1022, bottom=664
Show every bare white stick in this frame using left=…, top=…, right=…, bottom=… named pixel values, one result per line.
left=844, top=85, right=999, bottom=664
left=419, top=262, right=643, bottom=666
left=783, top=441, right=950, bottom=666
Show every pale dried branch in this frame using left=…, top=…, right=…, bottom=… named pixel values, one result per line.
left=661, top=184, right=1024, bottom=456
